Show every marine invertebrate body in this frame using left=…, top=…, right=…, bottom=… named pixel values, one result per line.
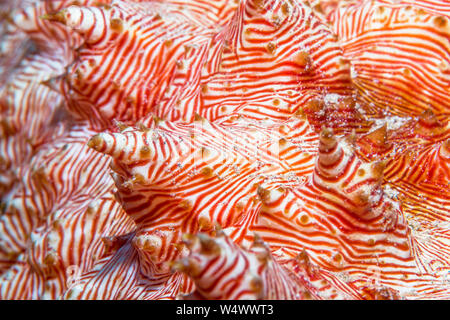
left=0, top=0, right=449, bottom=300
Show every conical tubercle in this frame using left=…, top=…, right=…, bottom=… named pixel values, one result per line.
left=87, top=130, right=154, bottom=164
left=42, top=5, right=119, bottom=44
left=359, top=124, right=390, bottom=150
left=314, top=129, right=391, bottom=218
left=315, top=127, right=353, bottom=180
left=173, top=232, right=265, bottom=299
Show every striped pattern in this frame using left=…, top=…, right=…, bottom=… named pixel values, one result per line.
left=53, top=0, right=359, bottom=127
left=0, top=124, right=113, bottom=257
left=0, top=0, right=449, bottom=300
left=154, top=0, right=357, bottom=123
left=248, top=182, right=447, bottom=299
left=331, top=0, right=450, bottom=116
left=175, top=231, right=360, bottom=299
left=150, top=0, right=239, bottom=28
left=88, top=116, right=317, bottom=278
left=57, top=1, right=215, bottom=128
left=61, top=234, right=195, bottom=300
left=0, top=122, right=131, bottom=298
left=0, top=0, right=111, bottom=193
left=0, top=194, right=134, bottom=299
left=0, top=52, right=65, bottom=195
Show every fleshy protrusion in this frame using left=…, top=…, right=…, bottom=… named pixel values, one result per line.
left=87, top=131, right=154, bottom=164
left=314, top=129, right=399, bottom=221
left=43, top=5, right=113, bottom=44
left=175, top=233, right=316, bottom=300
left=357, top=124, right=391, bottom=158
left=414, top=109, right=446, bottom=137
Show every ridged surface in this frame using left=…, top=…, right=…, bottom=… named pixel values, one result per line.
left=331, top=0, right=450, bottom=116
left=0, top=0, right=449, bottom=300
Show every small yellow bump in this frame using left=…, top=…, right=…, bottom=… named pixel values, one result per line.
left=371, top=161, right=386, bottom=179
left=296, top=249, right=310, bottom=264
left=303, top=291, right=312, bottom=300
left=433, top=16, right=447, bottom=29
left=111, top=80, right=120, bottom=89
left=40, top=10, right=67, bottom=24
left=44, top=252, right=58, bottom=266
left=295, top=107, right=306, bottom=118
left=198, top=235, right=221, bottom=255
left=266, top=42, right=276, bottom=55
left=74, top=69, right=83, bottom=81
left=200, top=167, right=213, bottom=178
left=110, top=18, right=124, bottom=33
left=198, top=215, right=213, bottom=231
left=253, top=0, right=265, bottom=11
left=184, top=45, right=192, bottom=54
left=235, top=201, right=245, bottom=212
left=52, top=219, right=63, bottom=229
left=376, top=6, right=385, bottom=15
left=416, top=8, right=425, bottom=16
left=281, top=2, right=290, bottom=16
left=32, top=167, right=49, bottom=184
left=257, top=186, right=271, bottom=203
left=94, top=2, right=111, bottom=9
left=250, top=276, right=263, bottom=294
left=126, top=96, right=136, bottom=106
left=443, top=139, right=450, bottom=153
left=87, top=134, right=103, bottom=150
left=313, top=3, right=324, bottom=14
left=114, top=121, right=127, bottom=132
left=0, top=120, right=17, bottom=136
left=294, top=51, right=311, bottom=70
left=139, top=145, right=152, bottom=159
left=272, top=15, right=281, bottom=26
left=300, top=214, right=309, bottom=225
left=171, top=242, right=185, bottom=252
left=333, top=253, right=343, bottom=263
left=402, top=68, right=411, bottom=77
left=339, top=58, right=350, bottom=67
left=355, top=191, right=370, bottom=205
left=137, top=122, right=150, bottom=132
left=179, top=200, right=193, bottom=211
left=152, top=115, right=164, bottom=126
left=132, top=173, right=145, bottom=184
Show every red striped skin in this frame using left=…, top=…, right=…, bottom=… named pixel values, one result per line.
left=176, top=232, right=361, bottom=300
left=331, top=0, right=450, bottom=117
left=1, top=0, right=449, bottom=300
left=87, top=116, right=317, bottom=278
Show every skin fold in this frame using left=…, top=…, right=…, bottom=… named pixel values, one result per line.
left=0, top=0, right=449, bottom=300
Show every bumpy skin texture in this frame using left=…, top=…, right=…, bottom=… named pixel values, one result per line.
left=0, top=0, right=449, bottom=300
